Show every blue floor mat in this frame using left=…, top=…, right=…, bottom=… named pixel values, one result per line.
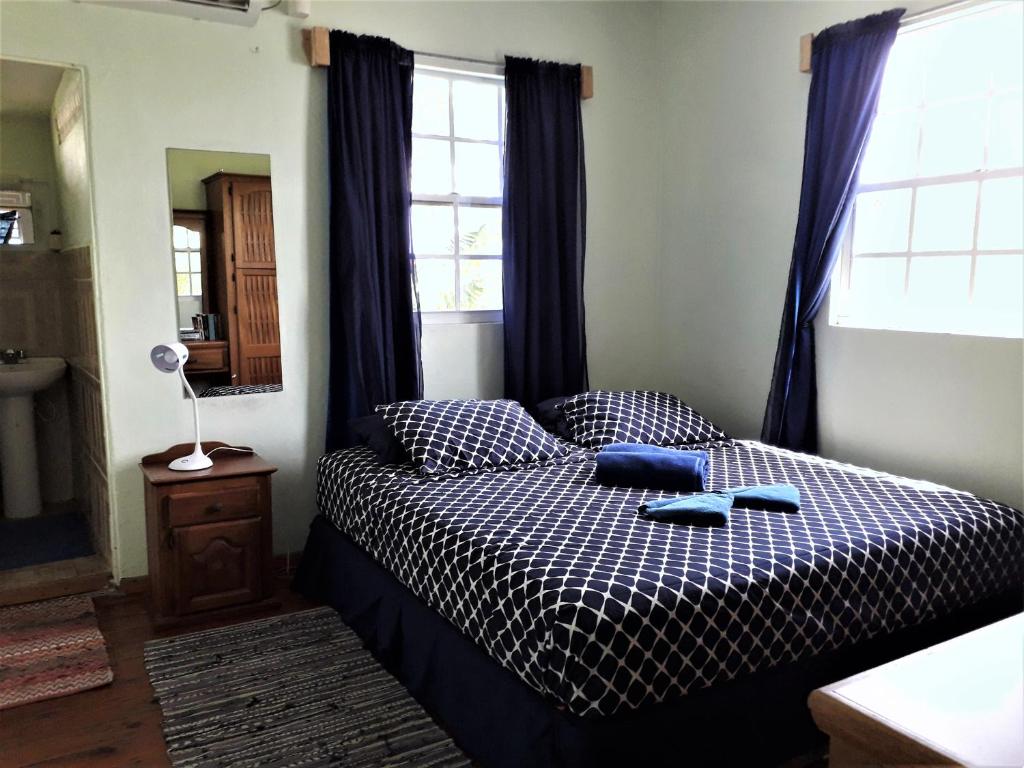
left=0, top=512, right=95, bottom=571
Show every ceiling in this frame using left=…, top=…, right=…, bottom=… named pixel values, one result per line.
left=0, top=59, right=67, bottom=117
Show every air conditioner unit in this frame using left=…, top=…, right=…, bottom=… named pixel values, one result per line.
left=79, top=0, right=262, bottom=27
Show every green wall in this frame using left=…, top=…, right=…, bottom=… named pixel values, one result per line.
left=0, top=114, right=60, bottom=247
left=51, top=69, right=93, bottom=249
left=167, top=149, right=270, bottom=210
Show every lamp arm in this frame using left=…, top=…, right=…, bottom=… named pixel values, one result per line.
left=178, top=366, right=203, bottom=455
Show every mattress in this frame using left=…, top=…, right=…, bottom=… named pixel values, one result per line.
left=316, top=439, right=1023, bottom=717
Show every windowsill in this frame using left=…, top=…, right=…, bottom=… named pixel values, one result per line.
left=421, top=310, right=502, bottom=325
left=829, top=317, right=1023, bottom=341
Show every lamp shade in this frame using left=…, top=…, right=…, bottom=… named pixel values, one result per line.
left=150, top=343, right=189, bottom=373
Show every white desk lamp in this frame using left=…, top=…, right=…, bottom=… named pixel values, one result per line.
left=150, top=343, right=214, bottom=471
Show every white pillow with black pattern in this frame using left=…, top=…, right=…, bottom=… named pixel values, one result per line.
left=560, top=390, right=727, bottom=449
left=376, top=398, right=571, bottom=476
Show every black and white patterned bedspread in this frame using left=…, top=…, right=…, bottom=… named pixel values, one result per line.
left=316, top=440, right=1023, bottom=717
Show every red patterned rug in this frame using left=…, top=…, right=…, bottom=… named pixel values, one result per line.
left=0, top=594, right=113, bottom=710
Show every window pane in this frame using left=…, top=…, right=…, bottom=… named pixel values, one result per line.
left=978, top=177, right=1024, bottom=251
left=172, top=225, right=188, bottom=249
left=877, top=33, right=924, bottom=112
left=190, top=274, right=203, bottom=296
left=452, top=80, right=500, bottom=141
left=174, top=251, right=189, bottom=273
left=974, top=253, right=1023, bottom=335
left=458, top=206, right=502, bottom=255
left=413, top=74, right=450, bottom=136
left=189, top=252, right=202, bottom=272
left=411, top=137, right=452, bottom=195
left=923, top=15, right=992, bottom=103
left=415, top=259, right=457, bottom=311
left=176, top=273, right=190, bottom=296
left=848, top=256, right=906, bottom=319
left=187, top=227, right=201, bottom=249
left=911, top=182, right=977, bottom=252
left=918, top=100, right=986, bottom=177
left=852, top=189, right=911, bottom=254
left=990, top=4, right=1024, bottom=90
left=412, top=203, right=455, bottom=255
left=454, top=142, right=501, bottom=197
left=460, top=259, right=502, bottom=311
left=907, top=255, right=971, bottom=322
left=859, top=112, right=919, bottom=184
left=989, top=95, right=1023, bottom=170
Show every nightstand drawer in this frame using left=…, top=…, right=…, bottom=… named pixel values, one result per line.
left=183, top=341, right=229, bottom=372
left=166, top=481, right=260, bottom=527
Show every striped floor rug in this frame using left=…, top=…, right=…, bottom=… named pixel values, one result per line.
left=144, top=607, right=470, bottom=768
left=0, top=594, right=113, bottom=710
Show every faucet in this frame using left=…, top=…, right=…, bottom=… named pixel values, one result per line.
left=1, top=349, right=26, bottom=365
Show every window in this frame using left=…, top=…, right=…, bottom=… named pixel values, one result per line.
left=172, top=211, right=207, bottom=301
left=831, top=1, right=1023, bottom=338
left=411, top=64, right=505, bottom=318
left=0, top=191, right=35, bottom=245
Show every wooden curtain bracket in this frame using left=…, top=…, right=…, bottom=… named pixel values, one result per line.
left=302, top=27, right=595, bottom=100
left=302, top=27, right=330, bottom=67
left=799, top=33, right=814, bottom=73
left=580, top=65, right=594, bottom=100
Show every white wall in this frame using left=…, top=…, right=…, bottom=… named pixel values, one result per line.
left=655, top=0, right=1023, bottom=509
left=423, top=322, right=504, bottom=400
left=0, top=0, right=666, bottom=578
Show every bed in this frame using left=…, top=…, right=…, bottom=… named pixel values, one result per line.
left=295, top=433, right=1023, bottom=766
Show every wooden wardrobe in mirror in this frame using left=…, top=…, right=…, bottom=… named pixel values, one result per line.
left=203, top=172, right=282, bottom=386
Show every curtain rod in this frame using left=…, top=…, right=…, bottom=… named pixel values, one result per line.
left=798, top=0, right=995, bottom=72
left=414, top=51, right=500, bottom=68
left=899, top=0, right=987, bottom=26
left=301, top=27, right=594, bottom=99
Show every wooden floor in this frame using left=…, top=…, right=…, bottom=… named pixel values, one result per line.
left=0, top=555, right=111, bottom=607
left=1, top=579, right=318, bottom=768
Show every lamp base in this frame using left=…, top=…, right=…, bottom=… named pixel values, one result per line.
left=168, top=449, right=213, bottom=472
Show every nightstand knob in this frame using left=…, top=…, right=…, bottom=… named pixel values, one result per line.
left=206, top=502, right=224, bottom=515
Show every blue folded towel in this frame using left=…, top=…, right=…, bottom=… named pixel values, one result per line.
left=638, top=484, right=800, bottom=526
left=639, top=492, right=732, bottom=526
left=728, top=484, right=801, bottom=513
left=601, top=443, right=680, bottom=454
left=594, top=448, right=709, bottom=493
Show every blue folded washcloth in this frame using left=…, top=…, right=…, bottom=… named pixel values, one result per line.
left=595, top=448, right=709, bottom=493
left=727, top=484, right=801, bottom=513
left=638, top=483, right=801, bottom=527
left=639, top=492, right=733, bottom=526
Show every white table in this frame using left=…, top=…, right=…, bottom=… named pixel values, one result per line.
left=809, top=614, right=1024, bottom=767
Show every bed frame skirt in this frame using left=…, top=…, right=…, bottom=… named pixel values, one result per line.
left=293, top=514, right=1018, bottom=768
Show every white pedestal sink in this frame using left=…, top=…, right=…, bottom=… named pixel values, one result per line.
left=0, top=357, right=67, bottom=519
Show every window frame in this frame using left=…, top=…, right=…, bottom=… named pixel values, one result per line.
left=172, top=209, right=209, bottom=310
left=412, top=59, right=505, bottom=324
left=829, top=1, right=1024, bottom=339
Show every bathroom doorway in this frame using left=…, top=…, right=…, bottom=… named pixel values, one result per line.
left=0, top=57, right=110, bottom=603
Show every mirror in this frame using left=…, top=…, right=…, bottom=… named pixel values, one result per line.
left=165, top=149, right=282, bottom=397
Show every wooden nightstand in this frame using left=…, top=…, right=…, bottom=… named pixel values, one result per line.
left=809, top=614, right=1023, bottom=767
left=141, top=442, right=279, bottom=627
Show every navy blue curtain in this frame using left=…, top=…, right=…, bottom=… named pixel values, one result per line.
left=325, top=31, right=422, bottom=451
left=761, top=9, right=904, bottom=452
left=502, top=56, right=588, bottom=410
